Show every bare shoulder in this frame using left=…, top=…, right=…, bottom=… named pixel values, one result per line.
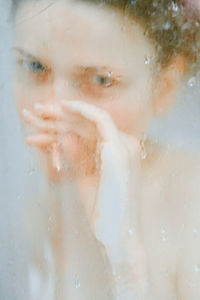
left=145, top=142, right=200, bottom=222
left=155, top=149, right=200, bottom=298
left=142, top=140, right=200, bottom=203
left=141, top=141, right=200, bottom=299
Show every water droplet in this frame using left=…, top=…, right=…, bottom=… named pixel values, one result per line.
left=171, top=2, right=179, bottom=12
left=141, top=151, right=147, bottom=160
left=108, top=71, right=113, bottom=78
left=153, top=1, right=158, bottom=7
left=161, top=228, right=166, bottom=234
left=194, top=264, right=200, bottom=273
left=140, top=134, right=147, bottom=160
left=163, top=22, right=171, bottom=30
left=188, top=77, right=196, bottom=87
left=193, top=227, right=198, bottom=234
left=130, top=0, right=137, bottom=5
left=144, top=56, right=151, bottom=65
left=27, top=168, right=36, bottom=176
left=195, top=21, right=200, bottom=27
left=161, top=227, right=168, bottom=241
left=73, top=274, right=81, bottom=289
left=128, top=227, right=135, bottom=236
left=112, top=270, right=121, bottom=281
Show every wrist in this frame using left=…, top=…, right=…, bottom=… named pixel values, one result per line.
left=105, top=241, right=149, bottom=299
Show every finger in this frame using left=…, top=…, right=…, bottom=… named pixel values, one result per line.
left=22, top=109, right=63, bottom=134
left=35, top=106, right=97, bottom=140
left=51, top=143, right=61, bottom=172
left=26, top=134, right=57, bottom=147
left=34, top=103, right=80, bottom=123
left=34, top=103, right=98, bottom=141
left=61, top=101, right=119, bottom=142
left=23, top=108, right=91, bottom=138
left=34, top=103, right=62, bottom=120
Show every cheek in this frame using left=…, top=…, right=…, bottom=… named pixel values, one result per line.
left=13, top=81, right=47, bottom=114
left=99, top=100, right=147, bottom=135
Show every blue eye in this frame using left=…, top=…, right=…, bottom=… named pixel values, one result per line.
left=23, top=60, right=46, bottom=73
left=93, top=75, right=112, bottom=87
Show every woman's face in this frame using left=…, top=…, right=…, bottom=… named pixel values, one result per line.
left=12, top=0, right=157, bottom=177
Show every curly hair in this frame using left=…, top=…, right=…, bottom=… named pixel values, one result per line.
left=11, top=0, right=200, bottom=73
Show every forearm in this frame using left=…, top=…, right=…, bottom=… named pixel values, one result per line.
left=105, top=239, right=151, bottom=300
left=110, top=266, right=151, bottom=300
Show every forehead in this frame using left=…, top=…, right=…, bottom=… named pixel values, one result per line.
left=14, top=0, right=155, bottom=71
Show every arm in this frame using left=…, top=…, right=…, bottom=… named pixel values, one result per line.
left=96, top=140, right=150, bottom=299
left=24, top=198, right=56, bottom=300
left=105, top=240, right=150, bottom=299
left=60, top=101, right=152, bottom=299
left=22, top=100, right=152, bottom=299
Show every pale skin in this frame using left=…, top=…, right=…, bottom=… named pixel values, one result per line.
left=12, top=0, right=200, bottom=299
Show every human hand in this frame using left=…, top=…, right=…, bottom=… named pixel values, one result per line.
left=22, top=100, right=140, bottom=244
left=58, top=101, right=149, bottom=299
left=21, top=101, right=98, bottom=180
left=22, top=100, right=140, bottom=241
left=22, top=100, right=149, bottom=298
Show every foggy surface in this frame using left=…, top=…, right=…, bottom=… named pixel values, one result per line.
left=1, top=0, right=200, bottom=299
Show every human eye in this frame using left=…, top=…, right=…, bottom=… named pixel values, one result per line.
left=73, top=67, right=122, bottom=98
left=16, top=57, right=50, bottom=83
left=92, top=73, right=113, bottom=87
left=22, top=60, right=47, bottom=74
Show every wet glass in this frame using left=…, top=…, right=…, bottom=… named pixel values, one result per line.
left=1, top=0, right=200, bottom=299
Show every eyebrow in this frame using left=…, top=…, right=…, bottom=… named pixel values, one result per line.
left=75, top=66, right=123, bottom=79
left=12, top=47, right=43, bottom=62
left=12, top=47, right=123, bottom=78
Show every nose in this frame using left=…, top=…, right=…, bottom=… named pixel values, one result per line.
left=53, top=78, right=68, bottom=101
left=45, top=77, right=74, bottom=105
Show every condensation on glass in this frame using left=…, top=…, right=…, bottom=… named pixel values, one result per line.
left=1, top=0, right=200, bottom=299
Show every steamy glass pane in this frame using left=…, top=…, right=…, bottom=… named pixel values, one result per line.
left=1, top=0, right=200, bottom=299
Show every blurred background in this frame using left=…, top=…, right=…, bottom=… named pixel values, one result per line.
left=0, top=0, right=200, bottom=299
